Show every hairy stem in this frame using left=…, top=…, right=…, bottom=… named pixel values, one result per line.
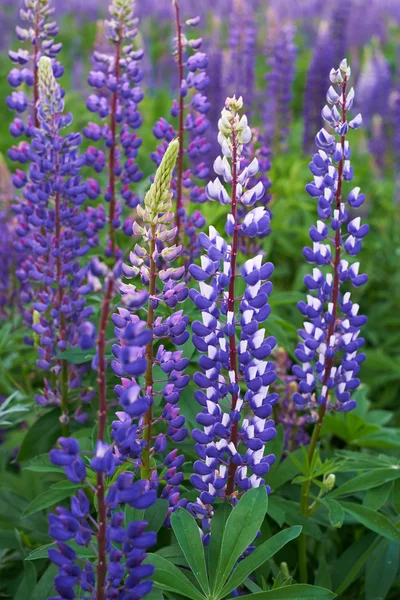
left=298, top=77, right=347, bottom=584
left=141, top=229, right=157, bottom=479
left=226, top=125, right=239, bottom=497
left=173, top=0, right=185, bottom=244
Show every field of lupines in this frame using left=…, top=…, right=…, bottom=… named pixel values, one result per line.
left=1, top=0, right=400, bottom=599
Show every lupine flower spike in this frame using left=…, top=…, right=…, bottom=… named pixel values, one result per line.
left=152, top=0, right=209, bottom=253
left=112, top=139, right=190, bottom=522
left=85, top=0, right=144, bottom=256
left=294, top=59, right=367, bottom=424
left=11, top=56, right=95, bottom=428
left=189, top=96, right=278, bottom=537
left=294, top=60, right=366, bottom=584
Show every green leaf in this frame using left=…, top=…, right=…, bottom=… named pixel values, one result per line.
left=17, top=409, right=61, bottom=461
left=327, top=467, right=400, bottom=499
left=238, top=584, right=336, bottom=598
left=333, top=534, right=379, bottom=595
left=144, top=554, right=204, bottom=600
left=364, top=481, right=393, bottom=511
left=315, top=554, right=332, bottom=590
left=31, top=565, right=57, bottom=600
left=22, top=486, right=80, bottom=517
left=365, top=539, right=400, bottom=600
left=208, top=502, right=232, bottom=591
left=26, top=541, right=97, bottom=561
left=323, top=499, right=344, bottom=528
left=340, top=501, right=400, bottom=543
left=13, top=561, right=37, bottom=600
left=218, top=526, right=302, bottom=599
left=144, top=499, right=169, bottom=533
left=55, top=347, right=95, bottom=364
left=156, top=544, right=188, bottom=567
left=171, top=508, right=209, bottom=596
left=22, top=454, right=64, bottom=473
left=213, top=487, right=268, bottom=596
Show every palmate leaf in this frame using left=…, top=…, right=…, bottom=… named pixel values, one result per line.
left=218, top=526, right=302, bottom=599
left=22, top=486, right=81, bottom=517
left=144, top=553, right=205, bottom=600
left=208, top=502, right=232, bottom=591
left=340, top=501, right=400, bottom=543
left=327, top=467, right=400, bottom=499
left=365, top=538, right=400, bottom=600
left=171, top=508, right=209, bottom=596
left=212, top=487, right=268, bottom=596
left=237, top=584, right=336, bottom=599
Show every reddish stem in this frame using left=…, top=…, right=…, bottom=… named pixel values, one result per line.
left=95, top=275, right=114, bottom=600
left=306, top=76, right=348, bottom=463
left=33, top=9, right=39, bottom=128
left=226, top=126, right=240, bottom=497
left=54, top=144, right=68, bottom=435
left=108, top=38, right=121, bottom=256
left=173, top=0, right=185, bottom=243
left=141, top=230, right=157, bottom=479
left=298, top=77, right=348, bottom=584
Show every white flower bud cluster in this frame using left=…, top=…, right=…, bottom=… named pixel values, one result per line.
left=217, top=95, right=252, bottom=158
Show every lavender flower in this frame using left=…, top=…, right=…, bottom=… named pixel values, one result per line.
left=152, top=1, right=209, bottom=251
left=264, top=21, right=297, bottom=152
left=302, top=21, right=332, bottom=153
left=7, top=0, right=62, bottom=131
left=274, top=348, right=309, bottom=454
left=10, top=56, right=94, bottom=426
left=293, top=60, right=368, bottom=420
left=0, top=155, right=17, bottom=319
left=84, top=0, right=144, bottom=256
left=112, top=139, right=189, bottom=521
left=49, top=435, right=156, bottom=600
left=188, top=97, right=277, bottom=532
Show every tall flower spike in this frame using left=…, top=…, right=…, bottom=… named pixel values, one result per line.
left=112, top=139, right=189, bottom=523
left=10, top=55, right=95, bottom=428
left=152, top=1, right=209, bottom=252
left=293, top=59, right=367, bottom=427
left=264, top=19, right=297, bottom=152
left=7, top=0, right=62, bottom=131
left=84, top=0, right=144, bottom=257
left=188, top=97, right=277, bottom=536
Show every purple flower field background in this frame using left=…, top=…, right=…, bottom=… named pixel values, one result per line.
left=1, top=1, right=400, bottom=600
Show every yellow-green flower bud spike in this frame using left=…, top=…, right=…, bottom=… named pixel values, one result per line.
left=38, top=56, right=57, bottom=99
left=32, top=310, right=41, bottom=348
left=143, top=139, right=179, bottom=224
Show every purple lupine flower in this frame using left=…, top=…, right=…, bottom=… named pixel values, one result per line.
left=356, top=44, right=391, bottom=127
left=0, top=155, right=18, bottom=319
left=49, top=438, right=156, bottom=599
left=152, top=1, right=209, bottom=255
left=84, top=0, right=144, bottom=257
left=188, top=97, right=277, bottom=533
left=302, top=21, right=333, bottom=153
left=274, top=348, right=309, bottom=454
left=391, top=51, right=400, bottom=203
left=226, top=0, right=257, bottom=117
left=10, top=56, right=94, bottom=423
left=7, top=0, right=62, bottom=131
left=112, top=140, right=189, bottom=522
left=293, top=60, right=368, bottom=420
left=239, top=128, right=273, bottom=253
left=264, top=20, right=297, bottom=152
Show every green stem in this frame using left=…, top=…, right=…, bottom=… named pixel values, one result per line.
left=297, top=75, right=348, bottom=583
